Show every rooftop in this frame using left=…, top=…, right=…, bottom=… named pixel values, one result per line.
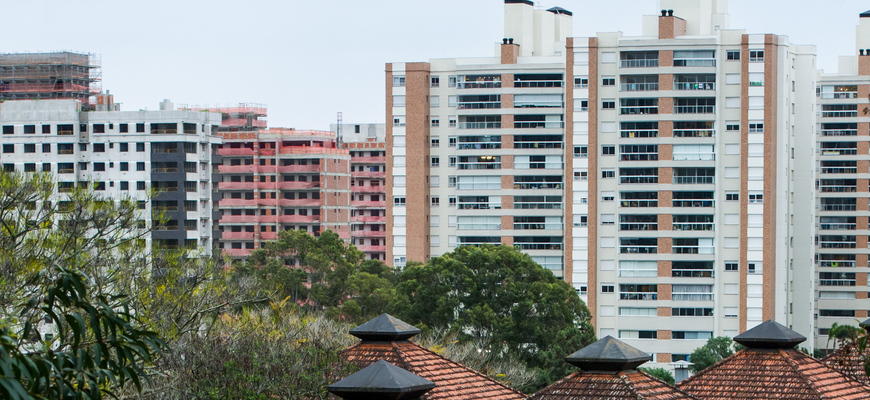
left=328, top=360, right=435, bottom=400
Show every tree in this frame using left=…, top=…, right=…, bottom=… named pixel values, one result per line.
left=638, top=367, right=675, bottom=385
left=0, top=172, right=167, bottom=399
left=392, top=244, right=596, bottom=391
left=827, top=322, right=862, bottom=351
left=689, top=336, right=738, bottom=373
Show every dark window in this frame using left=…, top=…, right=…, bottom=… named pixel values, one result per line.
left=2, top=164, right=12, bottom=172
left=94, top=163, right=106, bottom=172
left=120, top=124, right=128, bottom=133
left=136, top=143, right=145, bottom=152
left=819, top=309, right=855, bottom=317
left=94, top=182, right=106, bottom=191
left=602, top=78, right=615, bottom=86
left=120, top=181, right=129, bottom=190
left=79, top=143, right=87, bottom=151
left=725, top=263, right=738, bottom=271
left=42, top=163, right=51, bottom=172
left=137, top=162, right=145, bottom=171
left=57, top=124, right=73, bottom=135
left=726, top=193, right=739, bottom=201
left=42, top=125, right=51, bottom=134
left=58, top=163, right=74, bottom=173
left=93, top=143, right=106, bottom=152
left=726, top=50, right=740, bottom=61
left=24, top=163, right=35, bottom=172
left=601, top=285, right=614, bottom=293
left=602, top=101, right=615, bottom=109
left=137, top=181, right=146, bottom=190
left=93, top=124, right=105, bottom=133
left=120, top=143, right=129, bottom=152
left=57, top=143, right=74, bottom=154
left=2, top=144, right=13, bottom=153
left=2, top=126, right=13, bottom=134
left=23, top=125, right=35, bottom=134
left=602, top=146, right=615, bottom=155
left=79, top=162, right=88, bottom=171
left=120, top=162, right=129, bottom=171
left=42, top=144, right=51, bottom=153
left=24, top=144, right=35, bottom=153
left=136, top=123, right=145, bottom=133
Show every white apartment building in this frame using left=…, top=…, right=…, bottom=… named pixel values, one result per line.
left=387, top=0, right=822, bottom=367
left=0, top=99, right=223, bottom=254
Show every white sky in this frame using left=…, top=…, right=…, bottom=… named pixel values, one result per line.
left=3, top=1, right=867, bottom=130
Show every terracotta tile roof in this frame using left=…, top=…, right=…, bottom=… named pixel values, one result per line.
left=677, top=347, right=870, bottom=399
left=822, top=341, right=869, bottom=384
left=339, top=340, right=526, bottom=400
left=527, top=370, right=698, bottom=400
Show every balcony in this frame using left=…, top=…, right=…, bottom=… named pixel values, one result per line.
left=672, top=269, right=714, bottom=278
left=457, top=81, right=501, bottom=89
left=620, top=246, right=657, bottom=254
left=218, top=148, right=256, bottom=156
left=218, top=181, right=319, bottom=190
left=674, top=82, right=715, bottom=91
left=673, top=129, right=714, bottom=138
left=673, top=176, right=714, bottom=185
left=351, top=215, right=385, bottom=223
left=620, top=176, right=658, bottom=184
left=821, top=130, right=857, bottom=137
left=224, top=248, right=252, bottom=257
left=514, top=242, right=562, bottom=250
left=513, top=223, right=563, bottom=230
left=821, top=204, right=856, bottom=211
left=457, top=202, right=501, bottom=210
left=352, top=230, right=386, bottom=237
left=619, top=292, right=658, bottom=301
left=351, top=170, right=386, bottom=178
left=514, top=202, right=562, bottom=210
left=457, top=162, right=501, bottom=170
left=820, top=185, right=856, bottom=193
left=675, top=105, right=715, bottom=114
left=352, top=186, right=385, bottom=193
left=820, top=167, right=857, bottom=174
left=673, top=245, right=715, bottom=254
left=514, top=182, right=563, bottom=189
left=458, top=122, right=501, bottom=129
left=356, top=245, right=387, bottom=252
left=278, top=215, right=321, bottom=223
left=820, top=223, right=856, bottom=230
left=222, top=232, right=255, bottom=240
left=220, top=198, right=322, bottom=207
left=819, top=260, right=856, bottom=268
left=513, top=80, right=563, bottom=88
left=819, top=279, right=856, bottom=286
left=818, top=241, right=856, bottom=249
left=620, top=83, right=659, bottom=92
left=352, top=156, right=386, bottom=164
left=514, top=121, right=565, bottom=129
left=351, top=200, right=386, bottom=208
left=458, top=142, right=501, bottom=150
left=672, top=223, right=714, bottom=231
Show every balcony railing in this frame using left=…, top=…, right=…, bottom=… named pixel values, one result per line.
left=457, top=162, right=501, bottom=170
left=621, top=59, right=659, bottom=68
left=819, top=241, right=856, bottom=249
left=457, top=223, right=501, bottom=230
left=620, top=176, right=658, bottom=184
left=820, top=223, right=856, bottom=230
left=672, top=269, right=714, bottom=278
left=672, top=293, right=714, bottom=301
left=673, top=129, right=714, bottom=138
left=514, top=142, right=562, bottom=149
left=672, top=223, right=715, bottom=231
left=821, top=149, right=858, bottom=156
left=457, top=203, right=501, bottom=210
left=620, top=83, right=659, bottom=91
left=620, top=200, right=658, bottom=208
left=820, top=186, right=856, bottom=193
left=821, top=204, right=857, bottom=211
left=513, top=223, right=563, bottom=230
left=458, top=142, right=501, bottom=150
left=457, top=102, right=501, bottom=109
left=619, top=223, right=658, bottom=231
left=514, top=202, right=562, bottom=209
left=458, top=122, right=501, bottom=129
left=820, top=167, right=857, bottom=174
left=675, top=106, right=715, bottom=114
left=515, top=243, right=562, bottom=250
left=620, top=246, right=657, bottom=254
left=674, top=83, right=715, bottom=91
left=514, top=122, right=565, bottom=129
left=514, top=80, right=563, bottom=88
left=819, top=260, right=856, bottom=267
left=672, top=200, right=714, bottom=207
left=674, top=59, right=716, bottom=67
left=351, top=200, right=386, bottom=207
left=819, top=279, right=856, bottom=286
left=620, top=130, right=658, bottom=138
left=619, top=292, right=658, bottom=300
left=821, top=111, right=858, bottom=118
left=620, top=107, right=658, bottom=115
left=457, top=81, right=501, bottom=89
left=674, top=176, right=714, bottom=184
left=673, top=246, right=715, bottom=254
left=514, top=183, right=563, bottom=189
left=821, top=130, right=857, bottom=136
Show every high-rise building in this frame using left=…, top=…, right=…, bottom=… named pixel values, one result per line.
left=387, top=0, right=820, bottom=366
left=0, top=98, right=222, bottom=254
left=812, top=11, right=870, bottom=351
left=0, top=52, right=101, bottom=110
left=334, top=123, right=388, bottom=262
left=216, top=128, right=352, bottom=257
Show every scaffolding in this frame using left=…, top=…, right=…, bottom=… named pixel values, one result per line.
left=0, top=52, right=101, bottom=109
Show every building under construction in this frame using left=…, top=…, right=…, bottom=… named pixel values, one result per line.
left=181, top=103, right=267, bottom=132
left=0, top=52, right=101, bottom=110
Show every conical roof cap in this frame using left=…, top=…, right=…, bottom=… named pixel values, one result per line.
left=350, top=313, right=421, bottom=341
left=733, top=319, right=806, bottom=349
left=861, top=9, right=870, bottom=17
left=860, top=318, right=870, bottom=329
left=328, top=360, right=436, bottom=400
left=565, top=335, right=652, bottom=371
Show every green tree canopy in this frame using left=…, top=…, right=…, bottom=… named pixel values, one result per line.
left=638, top=367, right=675, bottom=385
left=392, top=244, right=595, bottom=390
left=689, top=336, right=739, bottom=373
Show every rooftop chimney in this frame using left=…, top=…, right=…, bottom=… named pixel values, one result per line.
left=659, top=9, right=686, bottom=39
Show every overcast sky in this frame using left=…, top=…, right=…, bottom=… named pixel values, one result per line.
left=4, top=1, right=868, bottom=130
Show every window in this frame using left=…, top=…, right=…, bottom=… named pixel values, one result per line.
left=725, top=73, right=740, bottom=85
left=430, top=96, right=440, bottom=107
left=749, top=123, right=763, bottom=132
left=120, top=143, right=128, bottom=152
left=137, top=162, right=145, bottom=171
left=430, top=138, right=439, bottom=147
left=394, top=176, right=406, bottom=187
left=137, top=181, right=146, bottom=190
left=726, top=192, right=739, bottom=201
left=93, top=143, right=105, bottom=152
left=726, top=50, right=740, bottom=61
left=725, top=262, right=738, bottom=271
left=574, top=146, right=588, bottom=157
left=120, top=162, right=128, bottom=171
left=120, top=181, right=129, bottom=190
left=23, top=163, right=35, bottom=172
left=24, top=144, right=35, bottom=153
left=620, top=330, right=657, bottom=339
left=42, top=144, right=50, bottom=153
left=393, top=76, right=405, bottom=87
left=22, top=125, right=35, bottom=134
left=748, top=193, right=763, bottom=203
left=601, top=170, right=614, bottom=178
left=430, top=176, right=440, bottom=187
left=119, top=123, right=128, bottom=133
left=136, top=143, right=145, bottom=152
left=2, top=126, right=12, bottom=134
left=430, top=157, right=440, bottom=167
left=93, top=163, right=106, bottom=172
left=431, top=118, right=440, bottom=127
left=431, top=196, right=440, bottom=206
left=601, top=285, right=614, bottom=293
left=42, top=163, right=50, bottom=172
left=41, top=125, right=50, bottom=134
left=431, top=76, right=440, bottom=87
left=672, top=308, right=713, bottom=317
left=574, top=77, right=588, bottom=88
left=749, top=50, right=764, bottom=62
left=393, top=95, right=406, bottom=107
left=602, top=146, right=615, bottom=155
left=394, top=197, right=406, bottom=206
left=673, top=331, right=713, bottom=340
left=602, top=77, right=615, bottom=86
left=2, top=144, right=13, bottom=153
left=726, top=124, right=739, bottom=131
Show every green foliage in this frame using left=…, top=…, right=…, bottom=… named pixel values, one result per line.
left=689, top=336, right=739, bottom=373
left=826, top=322, right=862, bottom=350
left=392, top=244, right=596, bottom=392
left=0, top=172, right=167, bottom=399
left=638, top=367, right=675, bottom=385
